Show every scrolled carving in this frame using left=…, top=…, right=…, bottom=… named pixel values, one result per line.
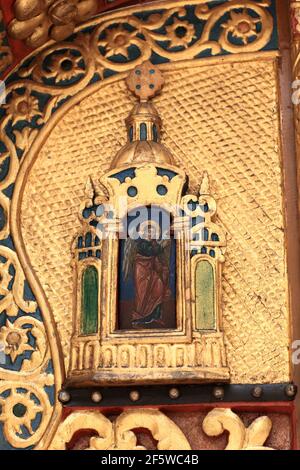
left=0, top=0, right=276, bottom=243
left=0, top=312, right=54, bottom=448
left=49, top=411, right=114, bottom=450
left=8, top=0, right=274, bottom=57
left=0, top=316, right=50, bottom=375
left=113, top=409, right=191, bottom=450
left=48, top=408, right=275, bottom=450
left=202, top=408, right=273, bottom=450
left=0, top=246, right=37, bottom=316
left=49, top=409, right=191, bottom=450
left=195, top=0, right=273, bottom=54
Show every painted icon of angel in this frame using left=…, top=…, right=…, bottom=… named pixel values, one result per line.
left=122, top=220, right=173, bottom=328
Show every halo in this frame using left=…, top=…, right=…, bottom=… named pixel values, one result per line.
left=139, top=220, right=161, bottom=238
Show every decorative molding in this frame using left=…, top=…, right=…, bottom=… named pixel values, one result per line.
left=7, top=0, right=276, bottom=54
left=0, top=314, right=54, bottom=449
left=50, top=409, right=191, bottom=450
left=202, top=408, right=273, bottom=450
left=48, top=408, right=274, bottom=450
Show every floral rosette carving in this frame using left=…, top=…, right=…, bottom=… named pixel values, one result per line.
left=11, top=1, right=274, bottom=86
left=0, top=313, right=55, bottom=448
left=0, top=189, right=55, bottom=449
left=0, top=383, right=53, bottom=449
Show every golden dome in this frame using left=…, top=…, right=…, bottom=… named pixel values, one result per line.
left=110, top=100, right=175, bottom=169
left=110, top=61, right=176, bottom=169
left=111, top=139, right=174, bottom=168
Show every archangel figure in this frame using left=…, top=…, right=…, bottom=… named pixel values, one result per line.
left=123, top=220, right=172, bottom=327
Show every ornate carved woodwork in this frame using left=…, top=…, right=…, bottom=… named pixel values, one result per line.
left=0, top=0, right=298, bottom=450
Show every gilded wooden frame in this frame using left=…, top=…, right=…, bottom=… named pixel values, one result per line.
left=0, top=0, right=292, bottom=449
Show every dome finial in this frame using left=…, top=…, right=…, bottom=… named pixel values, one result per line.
left=126, top=61, right=164, bottom=102
left=110, top=61, right=175, bottom=169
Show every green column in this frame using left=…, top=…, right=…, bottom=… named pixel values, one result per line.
left=195, top=260, right=216, bottom=330
left=81, top=265, right=98, bottom=335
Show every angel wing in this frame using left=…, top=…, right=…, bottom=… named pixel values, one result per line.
left=122, top=238, right=138, bottom=281
left=158, top=239, right=171, bottom=267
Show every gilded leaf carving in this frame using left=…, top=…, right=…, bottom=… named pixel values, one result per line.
left=49, top=408, right=274, bottom=450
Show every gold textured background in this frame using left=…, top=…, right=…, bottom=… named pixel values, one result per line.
left=21, top=58, right=290, bottom=383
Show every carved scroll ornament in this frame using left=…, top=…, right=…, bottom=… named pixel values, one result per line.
left=8, top=0, right=274, bottom=53
left=49, top=408, right=274, bottom=450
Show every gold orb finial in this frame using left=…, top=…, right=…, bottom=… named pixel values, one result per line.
left=126, top=61, right=164, bottom=102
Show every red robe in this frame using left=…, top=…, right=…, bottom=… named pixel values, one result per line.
left=133, top=241, right=171, bottom=319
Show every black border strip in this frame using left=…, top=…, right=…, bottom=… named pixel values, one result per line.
left=61, top=382, right=297, bottom=407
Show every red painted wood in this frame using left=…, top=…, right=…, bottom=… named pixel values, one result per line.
left=62, top=401, right=296, bottom=448
left=63, top=401, right=295, bottom=416
left=291, top=403, right=299, bottom=450
left=0, top=0, right=14, bottom=23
